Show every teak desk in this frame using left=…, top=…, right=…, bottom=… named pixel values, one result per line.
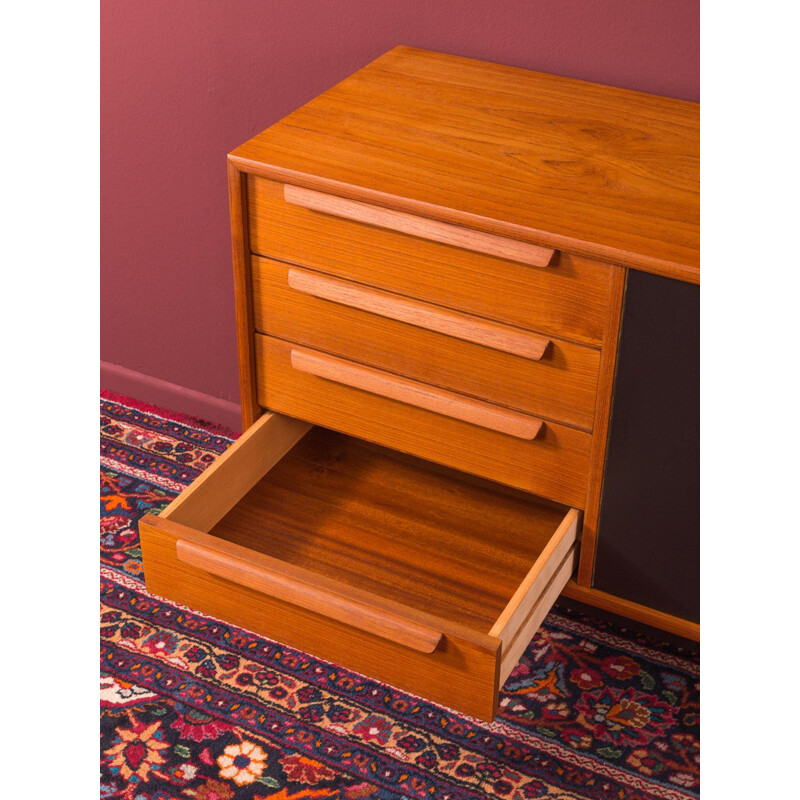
left=140, top=47, right=699, bottom=721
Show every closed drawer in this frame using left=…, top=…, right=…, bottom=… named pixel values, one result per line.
left=140, top=412, right=580, bottom=721
left=255, top=335, right=591, bottom=508
left=247, top=177, right=614, bottom=347
left=252, top=257, right=601, bottom=431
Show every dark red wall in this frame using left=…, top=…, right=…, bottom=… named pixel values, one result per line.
left=101, top=0, right=699, bottom=427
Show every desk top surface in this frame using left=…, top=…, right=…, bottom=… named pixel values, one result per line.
left=231, top=47, right=699, bottom=284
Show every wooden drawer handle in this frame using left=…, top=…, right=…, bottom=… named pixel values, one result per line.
left=284, top=184, right=556, bottom=268
left=290, top=347, right=543, bottom=440
left=176, top=540, right=443, bottom=654
left=288, top=267, right=551, bottom=361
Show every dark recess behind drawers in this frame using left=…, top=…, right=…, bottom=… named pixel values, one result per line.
left=594, top=270, right=700, bottom=622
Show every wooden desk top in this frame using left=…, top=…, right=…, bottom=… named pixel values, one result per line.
left=231, top=46, right=699, bottom=284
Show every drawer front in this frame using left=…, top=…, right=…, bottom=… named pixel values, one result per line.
left=252, top=257, right=602, bottom=431
left=247, top=177, right=614, bottom=347
left=255, top=335, right=592, bottom=507
left=140, top=520, right=501, bottom=721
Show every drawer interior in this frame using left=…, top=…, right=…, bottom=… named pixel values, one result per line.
left=141, top=411, right=580, bottom=718
left=207, top=427, right=568, bottom=631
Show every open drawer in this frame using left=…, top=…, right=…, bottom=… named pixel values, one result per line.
left=139, top=412, right=580, bottom=721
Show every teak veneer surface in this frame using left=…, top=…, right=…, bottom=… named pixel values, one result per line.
left=247, top=177, right=613, bottom=347
left=252, top=257, right=601, bottom=430
left=209, top=427, right=569, bottom=632
left=232, top=47, right=699, bottom=283
left=255, top=335, right=592, bottom=508
left=227, top=162, right=260, bottom=429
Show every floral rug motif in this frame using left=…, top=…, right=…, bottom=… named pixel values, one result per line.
left=100, top=391, right=700, bottom=799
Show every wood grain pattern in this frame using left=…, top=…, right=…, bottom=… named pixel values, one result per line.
left=148, top=507, right=515, bottom=641
left=577, top=266, right=627, bottom=585
left=287, top=266, right=551, bottom=360
left=140, top=517, right=502, bottom=720
left=255, top=335, right=592, bottom=508
left=498, top=545, right=578, bottom=684
left=285, top=184, right=556, bottom=267
left=232, top=47, right=699, bottom=283
left=290, top=347, right=543, bottom=440
left=253, top=257, right=600, bottom=430
left=175, top=539, right=443, bottom=653
left=247, top=177, right=613, bottom=347
left=227, top=160, right=259, bottom=430
left=140, top=427, right=581, bottom=719
left=561, top=580, right=700, bottom=642
left=161, top=411, right=311, bottom=531
left=205, top=427, right=571, bottom=629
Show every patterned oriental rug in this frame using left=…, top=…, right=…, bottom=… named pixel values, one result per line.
left=100, top=391, right=700, bottom=800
